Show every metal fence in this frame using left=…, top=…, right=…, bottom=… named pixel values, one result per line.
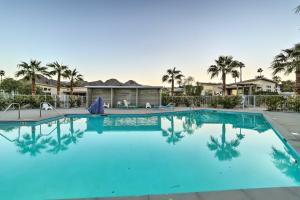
left=162, top=95, right=300, bottom=112
left=0, top=94, right=87, bottom=111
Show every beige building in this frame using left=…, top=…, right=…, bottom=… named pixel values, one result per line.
left=86, top=79, right=162, bottom=107
left=226, top=77, right=277, bottom=95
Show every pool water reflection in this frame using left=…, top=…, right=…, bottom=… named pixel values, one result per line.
left=0, top=110, right=299, bottom=200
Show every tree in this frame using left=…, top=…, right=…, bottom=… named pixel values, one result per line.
left=295, top=5, right=300, bottom=13
left=15, top=60, right=49, bottom=95
left=272, top=76, right=281, bottom=87
left=183, top=76, right=194, bottom=86
left=257, top=68, right=263, bottom=78
left=0, top=78, right=21, bottom=93
left=238, top=62, right=245, bottom=82
left=47, top=61, right=68, bottom=95
left=0, top=70, right=5, bottom=84
left=162, top=67, right=184, bottom=96
left=207, top=123, right=241, bottom=161
left=63, top=68, right=83, bottom=96
left=207, top=56, right=239, bottom=96
left=271, top=43, right=300, bottom=94
left=281, top=80, right=295, bottom=92
left=231, top=70, right=240, bottom=84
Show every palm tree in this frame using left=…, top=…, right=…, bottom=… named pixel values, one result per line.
left=15, top=60, right=49, bottom=95
left=47, top=120, right=68, bottom=154
left=238, top=62, right=245, bottom=82
left=295, top=5, right=300, bottom=13
left=231, top=70, right=240, bottom=84
left=207, top=123, right=241, bottom=161
left=0, top=70, right=5, bottom=84
left=207, top=56, right=239, bottom=96
left=257, top=68, right=263, bottom=78
left=162, top=115, right=184, bottom=145
left=271, top=43, right=300, bottom=94
left=162, top=67, right=184, bottom=96
left=271, top=147, right=300, bottom=182
left=15, top=126, right=51, bottom=156
left=63, top=68, right=83, bottom=96
left=47, top=61, right=68, bottom=95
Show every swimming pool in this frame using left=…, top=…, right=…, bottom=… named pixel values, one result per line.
left=0, top=110, right=300, bottom=199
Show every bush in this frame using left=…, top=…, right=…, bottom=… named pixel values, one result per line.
left=220, top=96, right=241, bottom=109
left=265, top=96, right=285, bottom=111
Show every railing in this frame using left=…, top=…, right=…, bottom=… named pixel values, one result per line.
left=40, top=102, right=62, bottom=117
left=3, top=103, right=21, bottom=119
left=162, top=95, right=300, bottom=112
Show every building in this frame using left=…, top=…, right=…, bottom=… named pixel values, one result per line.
left=36, top=76, right=87, bottom=96
left=199, top=82, right=223, bottom=96
left=86, top=79, right=162, bottom=107
left=226, top=77, right=277, bottom=95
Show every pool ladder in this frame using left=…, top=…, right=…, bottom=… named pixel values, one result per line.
left=3, top=103, right=21, bottom=119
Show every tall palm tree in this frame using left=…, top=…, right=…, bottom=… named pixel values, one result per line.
left=15, top=60, right=49, bottom=95
left=47, top=120, right=68, bottom=154
left=162, top=67, right=184, bottom=96
left=238, top=62, right=245, bottom=82
left=15, top=126, right=51, bottom=156
left=63, top=68, right=83, bottom=96
left=47, top=61, right=68, bottom=95
left=207, top=56, right=239, bottom=96
left=207, top=123, right=241, bottom=161
left=257, top=68, right=263, bottom=78
left=231, top=70, right=240, bottom=84
left=271, top=43, right=300, bottom=94
left=0, top=70, right=5, bottom=84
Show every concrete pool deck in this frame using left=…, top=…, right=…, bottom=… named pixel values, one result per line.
left=1, top=108, right=300, bottom=200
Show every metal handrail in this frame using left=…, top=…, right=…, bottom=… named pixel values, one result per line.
left=40, top=102, right=62, bottom=117
left=4, top=103, right=21, bottom=119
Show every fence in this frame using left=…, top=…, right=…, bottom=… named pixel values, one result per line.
left=162, top=95, right=300, bottom=112
left=0, top=94, right=87, bottom=111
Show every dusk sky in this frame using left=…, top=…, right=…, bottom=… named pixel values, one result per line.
left=0, top=0, right=299, bottom=85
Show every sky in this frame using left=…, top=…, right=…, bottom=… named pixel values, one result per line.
left=0, top=0, right=299, bottom=85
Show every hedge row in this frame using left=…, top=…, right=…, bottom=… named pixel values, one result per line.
left=162, top=95, right=242, bottom=109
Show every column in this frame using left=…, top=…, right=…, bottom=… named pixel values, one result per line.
left=111, top=88, right=113, bottom=108
left=136, top=88, right=138, bottom=107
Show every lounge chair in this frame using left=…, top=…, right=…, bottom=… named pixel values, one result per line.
left=157, top=103, right=175, bottom=109
left=146, top=102, right=151, bottom=109
left=104, top=102, right=110, bottom=108
left=123, top=100, right=137, bottom=109
left=42, top=102, right=53, bottom=111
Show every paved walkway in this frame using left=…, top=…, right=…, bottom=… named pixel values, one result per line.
left=1, top=108, right=300, bottom=200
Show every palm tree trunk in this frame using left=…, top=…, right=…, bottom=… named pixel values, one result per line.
left=171, top=78, right=174, bottom=97
left=240, top=67, right=242, bottom=82
left=70, top=81, right=74, bottom=96
left=32, top=78, right=36, bottom=96
left=296, top=70, right=300, bottom=95
left=57, top=73, right=61, bottom=95
left=222, top=73, right=226, bottom=96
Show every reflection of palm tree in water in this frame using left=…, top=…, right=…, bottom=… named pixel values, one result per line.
left=182, top=114, right=195, bottom=135
left=15, top=126, right=50, bottom=156
left=47, top=120, right=68, bottom=154
left=207, top=123, right=243, bottom=161
left=271, top=147, right=300, bottom=183
left=64, top=118, right=84, bottom=145
left=162, top=115, right=184, bottom=145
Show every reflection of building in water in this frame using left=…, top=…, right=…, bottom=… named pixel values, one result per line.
left=85, top=116, right=162, bottom=133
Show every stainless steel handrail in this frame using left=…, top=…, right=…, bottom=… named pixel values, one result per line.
left=4, top=103, right=21, bottom=119
left=40, top=102, right=62, bottom=117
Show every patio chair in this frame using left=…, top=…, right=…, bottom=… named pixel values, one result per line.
left=157, top=103, right=175, bottom=109
left=104, top=102, right=110, bottom=108
left=42, top=102, right=53, bottom=111
left=146, top=102, right=151, bottom=109
left=123, top=100, right=137, bottom=109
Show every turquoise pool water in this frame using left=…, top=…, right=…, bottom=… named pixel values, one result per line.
left=0, top=110, right=300, bottom=199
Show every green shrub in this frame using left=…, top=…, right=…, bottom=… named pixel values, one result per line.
left=265, top=96, right=285, bottom=111
left=220, top=96, right=241, bottom=109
